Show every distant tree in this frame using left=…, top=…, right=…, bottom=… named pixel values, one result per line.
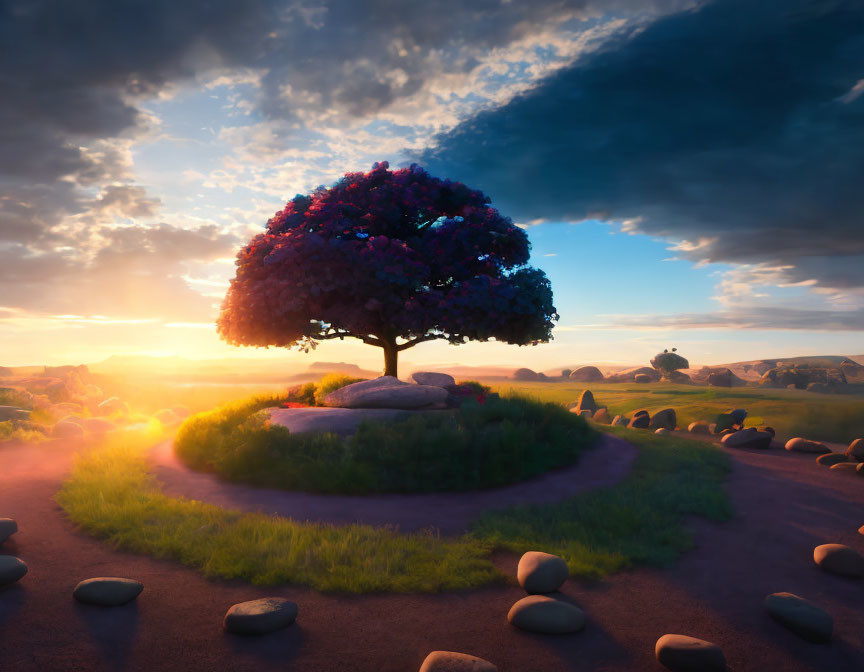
left=650, top=348, right=690, bottom=379
left=561, top=368, right=572, bottom=379
left=217, top=162, right=558, bottom=377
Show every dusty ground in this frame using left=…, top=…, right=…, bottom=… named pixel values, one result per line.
left=0, top=434, right=862, bottom=671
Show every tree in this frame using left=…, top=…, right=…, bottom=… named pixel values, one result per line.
left=217, top=162, right=558, bottom=377
left=650, top=348, right=689, bottom=379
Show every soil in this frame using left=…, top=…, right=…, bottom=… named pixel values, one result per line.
left=0, top=433, right=862, bottom=671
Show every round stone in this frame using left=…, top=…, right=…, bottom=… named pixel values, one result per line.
left=858, top=462, right=864, bottom=476
left=785, top=437, right=830, bottom=454
left=655, top=427, right=672, bottom=435
left=813, top=544, right=864, bottom=578
left=507, top=595, right=585, bottom=634
left=0, top=518, right=18, bottom=544
left=688, top=422, right=710, bottom=434
left=224, top=597, right=298, bottom=635
left=816, top=453, right=848, bottom=467
left=829, top=462, right=858, bottom=474
left=73, top=577, right=143, bottom=606
left=517, top=551, right=569, bottom=594
left=419, top=651, right=497, bottom=672
left=764, top=592, right=833, bottom=643
left=846, top=438, right=864, bottom=462
left=654, top=634, right=726, bottom=672
left=0, top=555, right=27, bottom=586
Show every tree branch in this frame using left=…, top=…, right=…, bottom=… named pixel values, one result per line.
left=313, top=330, right=382, bottom=347
left=396, top=333, right=446, bottom=351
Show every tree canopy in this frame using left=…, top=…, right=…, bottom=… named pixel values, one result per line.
left=217, top=162, right=558, bottom=377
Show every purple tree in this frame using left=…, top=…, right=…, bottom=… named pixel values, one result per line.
left=217, top=162, right=558, bottom=377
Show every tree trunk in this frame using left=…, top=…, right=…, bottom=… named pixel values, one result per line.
left=382, top=339, right=398, bottom=378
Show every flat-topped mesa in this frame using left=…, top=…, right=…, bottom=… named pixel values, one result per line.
left=321, top=376, right=449, bottom=410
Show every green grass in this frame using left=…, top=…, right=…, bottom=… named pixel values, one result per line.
left=175, top=394, right=598, bottom=494
left=472, top=425, right=733, bottom=578
left=56, top=425, right=501, bottom=593
left=492, top=381, right=864, bottom=444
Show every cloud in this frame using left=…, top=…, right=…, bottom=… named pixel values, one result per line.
left=414, top=0, right=864, bottom=295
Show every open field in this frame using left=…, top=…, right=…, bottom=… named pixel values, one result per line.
left=489, top=381, right=864, bottom=444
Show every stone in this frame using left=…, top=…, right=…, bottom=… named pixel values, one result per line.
left=611, top=415, right=629, bottom=427
left=759, top=426, right=776, bottom=437
left=507, top=595, right=586, bottom=634
left=634, top=373, right=653, bottom=383
left=665, top=370, right=692, bottom=384
left=591, top=408, right=610, bottom=424
left=268, top=407, right=448, bottom=437
left=512, top=368, right=541, bottom=381
left=569, top=366, right=604, bottom=382
left=0, top=519, right=17, bottom=544
left=721, top=428, right=773, bottom=450
left=628, top=411, right=650, bottom=429
left=73, top=578, right=143, bottom=606
left=0, top=555, right=27, bottom=586
left=517, top=551, right=569, bottom=594
left=649, top=408, right=677, bottom=431
left=153, top=409, right=179, bottom=425
left=321, top=376, right=449, bottom=410
left=813, top=544, right=864, bottom=578
left=655, top=428, right=672, bottom=435
left=764, top=592, right=833, bottom=643
left=817, top=453, right=848, bottom=467
left=706, top=368, right=744, bottom=387
left=728, top=409, right=747, bottom=425
left=785, top=437, right=831, bottom=454
left=53, top=421, right=85, bottom=439
left=95, top=397, right=129, bottom=416
left=688, top=421, right=710, bottom=434
left=0, top=406, right=29, bottom=422
left=224, top=597, right=298, bottom=635
left=712, top=413, right=737, bottom=434
left=419, top=651, right=497, bottom=672
left=830, top=462, right=858, bottom=474
left=574, top=390, right=597, bottom=414
left=578, top=409, right=593, bottom=418
left=846, top=438, right=864, bottom=462
left=606, top=366, right=659, bottom=383
left=82, top=417, right=116, bottom=434
left=859, top=463, right=864, bottom=476
left=410, top=372, right=456, bottom=388
left=654, top=634, right=726, bottom=672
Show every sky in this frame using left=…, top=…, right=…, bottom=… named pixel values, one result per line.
left=1, top=0, right=863, bottom=372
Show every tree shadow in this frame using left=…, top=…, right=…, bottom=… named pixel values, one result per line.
left=0, top=583, right=25, bottom=629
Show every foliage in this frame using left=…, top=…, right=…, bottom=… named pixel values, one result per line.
left=312, top=372, right=366, bottom=405
left=0, top=388, right=32, bottom=409
left=473, top=425, right=732, bottom=578
left=0, top=420, right=49, bottom=443
left=174, top=395, right=597, bottom=494
left=57, top=427, right=500, bottom=593
left=217, top=162, right=558, bottom=375
left=285, top=381, right=317, bottom=405
left=454, top=379, right=491, bottom=396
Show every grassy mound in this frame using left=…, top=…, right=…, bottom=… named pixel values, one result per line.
left=174, top=394, right=598, bottom=494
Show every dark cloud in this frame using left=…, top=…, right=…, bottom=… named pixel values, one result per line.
left=414, top=0, right=864, bottom=292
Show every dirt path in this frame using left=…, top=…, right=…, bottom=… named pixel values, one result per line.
left=0, top=435, right=862, bottom=671
left=149, top=433, right=637, bottom=534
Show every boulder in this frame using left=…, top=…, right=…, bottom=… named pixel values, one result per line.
left=577, top=409, right=593, bottom=418
left=759, top=426, right=776, bottom=437
left=95, top=397, right=129, bottom=416
left=721, top=428, right=773, bottom=450
left=813, top=544, right=864, bottom=578
left=224, top=597, right=298, bottom=635
left=605, top=366, right=659, bottom=383
left=573, top=390, right=597, bottom=414
left=649, top=408, right=677, bottom=431
left=829, top=462, right=858, bottom=474
left=0, top=555, right=27, bottom=586
left=688, top=422, right=710, bottom=434
left=846, top=438, right=864, bottom=462
left=517, top=552, right=569, bottom=594
left=0, top=406, right=29, bottom=422
left=569, top=366, right=604, bottom=382
left=654, top=634, right=726, bottom=672
left=611, top=415, right=629, bottom=427
left=419, top=651, right=497, bottom=672
left=268, top=407, right=448, bottom=437
left=512, top=368, right=541, bottom=381
left=764, top=592, right=833, bottom=643
left=633, top=373, right=652, bottom=383
left=73, top=578, right=143, bottom=606
left=665, top=370, right=692, bottom=384
left=591, top=408, right=610, bottom=424
left=785, top=437, right=831, bottom=454
left=410, top=372, right=456, bottom=388
left=816, top=453, right=848, bottom=467
left=507, top=595, right=586, bottom=634
left=0, top=518, right=17, bottom=544
left=655, top=428, right=672, bottom=435
left=859, top=462, right=864, bottom=476
left=628, top=411, right=650, bottom=429
left=322, top=377, right=449, bottom=410
left=727, top=409, right=747, bottom=425
left=711, top=413, right=738, bottom=434
left=53, top=421, right=85, bottom=439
